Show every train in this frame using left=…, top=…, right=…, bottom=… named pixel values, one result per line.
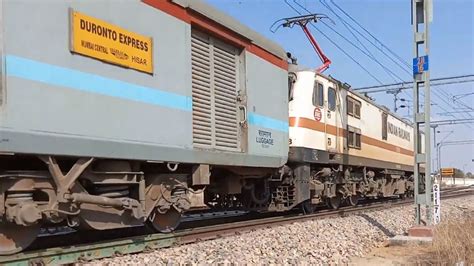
left=0, top=0, right=420, bottom=254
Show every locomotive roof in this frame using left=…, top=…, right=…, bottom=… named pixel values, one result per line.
left=294, top=68, right=414, bottom=127
left=335, top=76, right=414, bottom=127
left=172, top=0, right=287, bottom=60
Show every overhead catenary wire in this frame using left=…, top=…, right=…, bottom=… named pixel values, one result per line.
left=324, top=0, right=474, bottom=126
left=431, top=118, right=474, bottom=126
left=320, top=0, right=413, bottom=99
left=286, top=0, right=470, bottom=128
left=453, top=92, right=474, bottom=100
left=309, top=0, right=414, bottom=101
left=355, top=74, right=474, bottom=91
left=321, top=1, right=413, bottom=76
left=318, top=0, right=411, bottom=81
left=320, top=0, right=415, bottom=102
left=431, top=90, right=468, bottom=119
left=293, top=0, right=402, bottom=83
left=291, top=0, right=418, bottom=113
left=435, top=87, right=474, bottom=114
left=319, top=0, right=417, bottom=101
left=354, top=74, right=474, bottom=123
left=330, top=0, right=411, bottom=69
left=283, top=0, right=384, bottom=85
left=322, top=1, right=472, bottom=129
left=443, top=87, right=474, bottom=114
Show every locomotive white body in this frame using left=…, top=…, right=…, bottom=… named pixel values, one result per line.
left=288, top=70, right=423, bottom=172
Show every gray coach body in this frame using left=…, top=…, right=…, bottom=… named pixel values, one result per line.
left=0, top=0, right=289, bottom=167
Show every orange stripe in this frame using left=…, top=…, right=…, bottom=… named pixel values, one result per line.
left=289, top=117, right=414, bottom=156
left=142, top=0, right=191, bottom=23
left=142, top=0, right=288, bottom=70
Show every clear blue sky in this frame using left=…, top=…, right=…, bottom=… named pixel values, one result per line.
left=205, top=0, right=474, bottom=173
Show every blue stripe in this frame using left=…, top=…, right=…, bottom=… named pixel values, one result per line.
left=5, top=55, right=192, bottom=111
left=248, top=112, right=288, bottom=133
left=6, top=55, right=288, bottom=133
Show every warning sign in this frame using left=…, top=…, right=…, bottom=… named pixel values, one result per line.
left=70, top=10, right=153, bottom=74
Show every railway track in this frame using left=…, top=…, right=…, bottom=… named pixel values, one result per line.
left=1, top=187, right=472, bottom=266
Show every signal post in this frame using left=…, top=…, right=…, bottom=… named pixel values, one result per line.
left=411, top=0, right=434, bottom=227
left=390, top=0, right=438, bottom=245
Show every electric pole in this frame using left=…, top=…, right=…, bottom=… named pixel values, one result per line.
left=412, top=0, right=433, bottom=225
left=432, top=125, right=438, bottom=173
left=386, top=88, right=402, bottom=112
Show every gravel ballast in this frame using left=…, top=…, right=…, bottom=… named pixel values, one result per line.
left=96, top=195, right=474, bottom=265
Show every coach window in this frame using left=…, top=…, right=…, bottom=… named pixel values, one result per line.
left=347, top=96, right=361, bottom=119
left=312, top=82, right=324, bottom=107
left=328, top=87, right=336, bottom=111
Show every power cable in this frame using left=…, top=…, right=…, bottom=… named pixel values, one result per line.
left=288, top=0, right=469, bottom=127
left=294, top=0, right=401, bottom=83
left=319, top=0, right=415, bottom=102
left=323, top=0, right=418, bottom=102
left=283, top=0, right=384, bottom=84
left=330, top=0, right=411, bottom=69
left=319, top=0, right=412, bottom=77
left=355, top=75, right=474, bottom=91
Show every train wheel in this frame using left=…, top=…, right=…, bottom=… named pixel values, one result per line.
left=302, top=200, right=316, bottom=214
left=149, top=208, right=181, bottom=233
left=0, top=222, right=40, bottom=255
left=327, top=195, right=342, bottom=210
left=348, top=194, right=359, bottom=206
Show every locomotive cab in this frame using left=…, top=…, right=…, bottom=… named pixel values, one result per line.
left=289, top=71, right=343, bottom=156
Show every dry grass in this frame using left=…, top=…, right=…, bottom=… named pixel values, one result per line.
left=426, top=217, right=474, bottom=265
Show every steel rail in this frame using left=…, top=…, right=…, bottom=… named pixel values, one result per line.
left=1, top=187, right=472, bottom=266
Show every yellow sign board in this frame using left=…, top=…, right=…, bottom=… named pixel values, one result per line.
left=441, top=168, right=455, bottom=176
left=70, top=10, right=153, bottom=74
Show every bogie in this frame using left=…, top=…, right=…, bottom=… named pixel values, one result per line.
left=0, top=156, right=203, bottom=254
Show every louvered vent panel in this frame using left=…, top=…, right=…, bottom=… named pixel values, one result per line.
left=213, top=44, right=239, bottom=150
left=191, top=30, right=241, bottom=151
left=191, top=32, right=213, bottom=148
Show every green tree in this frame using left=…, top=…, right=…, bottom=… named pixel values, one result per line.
left=454, top=168, right=465, bottom=179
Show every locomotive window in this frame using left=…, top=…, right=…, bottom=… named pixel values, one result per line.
left=328, top=87, right=336, bottom=111
left=288, top=72, right=296, bottom=102
left=312, top=82, right=324, bottom=107
left=347, top=98, right=354, bottom=114
left=382, top=112, right=388, bottom=140
left=318, top=83, right=324, bottom=106
left=354, top=103, right=361, bottom=117
left=347, top=96, right=361, bottom=119
left=348, top=128, right=361, bottom=149
left=355, top=133, right=361, bottom=148
left=288, top=80, right=294, bottom=101
left=348, top=131, right=354, bottom=147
